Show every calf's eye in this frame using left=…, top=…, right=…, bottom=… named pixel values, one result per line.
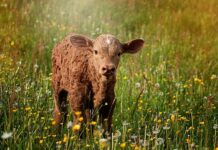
left=94, top=50, right=98, bottom=55
left=118, top=52, right=121, bottom=57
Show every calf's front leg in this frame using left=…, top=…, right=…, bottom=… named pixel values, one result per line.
left=68, top=86, right=86, bottom=133
left=99, top=98, right=116, bottom=134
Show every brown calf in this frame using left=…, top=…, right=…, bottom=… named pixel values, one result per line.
left=52, top=33, right=144, bottom=134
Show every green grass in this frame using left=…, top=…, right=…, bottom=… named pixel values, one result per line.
left=0, top=0, right=218, bottom=149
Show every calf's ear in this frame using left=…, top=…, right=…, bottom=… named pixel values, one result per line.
left=122, top=39, right=144, bottom=54
left=70, top=35, right=93, bottom=48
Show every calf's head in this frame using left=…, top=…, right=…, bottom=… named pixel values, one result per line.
left=93, top=34, right=144, bottom=77
left=70, top=34, right=144, bottom=78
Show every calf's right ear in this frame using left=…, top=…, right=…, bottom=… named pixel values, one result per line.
left=122, top=39, right=144, bottom=54
left=70, top=35, right=93, bottom=48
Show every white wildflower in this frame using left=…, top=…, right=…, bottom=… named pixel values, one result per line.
left=154, top=83, right=160, bottom=89
left=159, top=92, right=164, bottom=96
left=142, top=140, right=149, bottom=147
left=146, top=133, right=151, bottom=137
left=1, top=132, right=12, bottom=139
left=139, top=139, right=144, bottom=144
left=99, top=138, right=108, bottom=143
left=163, top=126, right=170, bottom=130
left=53, top=38, right=57, bottom=42
left=156, top=138, right=164, bottom=145
left=152, top=128, right=160, bottom=134
left=135, top=82, right=141, bottom=88
left=99, top=138, right=108, bottom=147
left=0, top=3, right=7, bottom=8
left=34, top=64, right=39, bottom=69
left=17, top=61, right=22, bottom=66
left=122, top=121, right=129, bottom=126
left=211, top=74, right=217, bottom=80
left=67, top=121, right=73, bottom=128
left=56, top=144, right=62, bottom=149
left=95, top=27, right=100, bottom=32
left=191, top=143, right=195, bottom=147
left=15, top=87, right=21, bottom=93
left=130, top=135, right=138, bottom=140
left=213, top=124, right=218, bottom=130
left=113, top=130, right=121, bottom=139
left=175, top=82, right=180, bottom=88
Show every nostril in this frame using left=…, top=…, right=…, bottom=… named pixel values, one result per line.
left=102, top=67, right=107, bottom=71
left=110, top=67, right=115, bottom=72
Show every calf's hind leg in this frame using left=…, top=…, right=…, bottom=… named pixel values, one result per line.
left=53, top=90, right=68, bottom=128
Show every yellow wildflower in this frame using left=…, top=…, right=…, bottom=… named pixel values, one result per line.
left=189, top=126, right=195, bottom=130
left=93, top=129, right=102, bottom=137
left=157, top=119, right=162, bottom=124
left=86, top=144, right=91, bottom=148
left=199, top=122, right=204, bottom=125
left=180, top=116, right=187, bottom=121
left=78, top=117, right=84, bottom=122
left=72, top=124, right=81, bottom=132
left=63, top=134, right=68, bottom=143
left=194, top=77, right=204, bottom=85
left=12, top=108, right=18, bottom=112
left=74, top=111, right=82, bottom=117
left=123, top=76, right=128, bottom=80
left=51, top=134, right=56, bottom=138
left=186, top=138, right=191, bottom=144
left=127, top=128, right=132, bottom=132
left=70, top=136, right=76, bottom=140
left=90, top=121, right=97, bottom=126
left=134, top=146, right=140, bottom=150
left=171, top=114, right=175, bottom=122
left=39, top=139, right=43, bottom=144
left=25, top=106, right=31, bottom=111
left=130, top=143, right=136, bottom=148
left=51, top=120, right=56, bottom=126
left=11, top=41, right=14, bottom=46
left=183, top=84, right=188, bottom=88
left=44, top=127, right=48, bottom=130
left=120, top=142, right=126, bottom=149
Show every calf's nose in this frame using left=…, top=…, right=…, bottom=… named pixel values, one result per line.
left=101, top=65, right=116, bottom=75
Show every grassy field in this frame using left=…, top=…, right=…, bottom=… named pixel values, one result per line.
left=0, top=0, right=218, bottom=149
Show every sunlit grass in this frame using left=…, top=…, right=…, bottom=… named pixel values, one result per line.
left=0, top=0, right=218, bottom=149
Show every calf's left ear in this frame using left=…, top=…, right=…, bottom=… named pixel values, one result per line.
left=122, top=39, right=144, bottom=54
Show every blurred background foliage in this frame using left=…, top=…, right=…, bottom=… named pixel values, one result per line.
left=0, top=0, right=218, bottom=76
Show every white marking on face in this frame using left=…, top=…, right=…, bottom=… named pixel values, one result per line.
left=106, top=36, right=111, bottom=45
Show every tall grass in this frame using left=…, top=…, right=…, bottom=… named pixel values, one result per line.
left=0, top=0, right=218, bottom=149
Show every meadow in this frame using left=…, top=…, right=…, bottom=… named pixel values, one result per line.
left=0, top=0, right=218, bottom=149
